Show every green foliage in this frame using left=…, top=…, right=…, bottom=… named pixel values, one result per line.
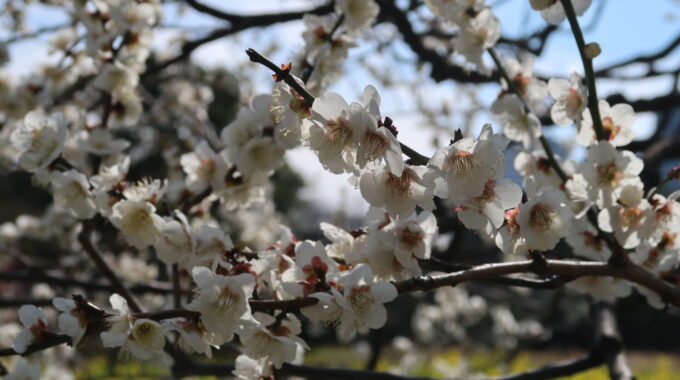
left=73, top=347, right=680, bottom=379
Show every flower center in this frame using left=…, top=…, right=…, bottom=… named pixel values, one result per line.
left=132, top=320, right=160, bottom=347
left=566, top=88, right=583, bottom=115
left=596, top=162, right=623, bottom=188
left=446, top=151, right=478, bottom=177
left=473, top=179, right=496, bottom=206
left=619, top=207, right=643, bottom=228
left=361, top=130, right=389, bottom=162
left=385, top=168, right=416, bottom=197
left=398, top=225, right=423, bottom=249
left=349, top=285, right=373, bottom=316
left=324, top=118, right=353, bottom=147
left=528, top=203, right=553, bottom=231
left=602, top=117, right=621, bottom=141
left=302, top=256, right=328, bottom=283
left=216, top=288, right=239, bottom=313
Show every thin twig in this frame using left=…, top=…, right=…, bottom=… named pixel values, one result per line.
left=560, top=0, right=605, bottom=141
left=78, top=220, right=143, bottom=313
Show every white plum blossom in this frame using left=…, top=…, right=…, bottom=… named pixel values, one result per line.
left=364, top=211, right=437, bottom=280
left=154, top=211, right=195, bottom=266
left=76, top=128, right=129, bottom=155
left=565, top=218, right=611, bottom=261
left=186, top=267, right=255, bottom=342
left=282, top=240, right=339, bottom=297
left=100, top=294, right=167, bottom=360
left=271, top=82, right=311, bottom=146
left=568, top=276, right=632, bottom=301
left=582, top=141, right=643, bottom=208
left=305, top=91, right=372, bottom=174
left=90, top=156, right=130, bottom=216
left=456, top=178, right=523, bottom=232
left=453, top=8, right=500, bottom=74
left=125, top=319, right=166, bottom=360
left=233, top=354, right=273, bottom=380
left=10, top=110, right=68, bottom=172
left=491, top=95, right=542, bottom=149
left=492, top=56, right=548, bottom=113
left=162, top=318, right=219, bottom=358
left=355, top=85, right=404, bottom=176
left=180, top=141, right=228, bottom=193
left=516, top=189, right=573, bottom=252
left=238, top=312, right=308, bottom=369
left=515, top=150, right=569, bottom=190
left=192, top=224, right=235, bottom=268
left=360, top=164, right=436, bottom=219
left=334, top=264, right=398, bottom=339
left=49, top=169, right=97, bottom=219
left=598, top=185, right=652, bottom=249
left=335, top=0, right=380, bottom=35
left=302, top=14, right=354, bottom=63
left=13, top=305, right=49, bottom=354
left=577, top=100, right=635, bottom=147
left=548, top=73, right=587, bottom=126
left=5, top=359, right=40, bottom=380
left=122, top=178, right=168, bottom=203
left=109, top=199, right=165, bottom=249
left=426, top=0, right=486, bottom=23
left=430, top=124, right=508, bottom=202
left=320, top=222, right=366, bottom=264
left=101, top=294, right=132, bottom=349
left=52, top=297, right=88, bottom=345
left=221, top=94, right=288, bottom=181
left=531, top=0, right=593, bottom=25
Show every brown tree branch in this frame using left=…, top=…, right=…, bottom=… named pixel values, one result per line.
left=147, top=3, right=334, bottom=75
left=377, top=1, right=499, bottom=84
left=78, top=220, right=143, bottom=313
left=0, top=270, right=178, bottom=295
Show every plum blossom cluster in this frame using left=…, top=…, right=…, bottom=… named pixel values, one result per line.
left=2, top=0, right=680, bottom=379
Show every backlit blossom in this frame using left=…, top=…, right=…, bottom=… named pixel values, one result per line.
left=456, top=178, right=523, bottom=232
left=577, top=100, right=635, bottom=147
left=516, top=189, right=573, bottom=251
left=334, top=264, right=398, bottom=339
left=10, top=110, right=68, bottom=172
left=335, top=0, right=380, bottom=35
left=430, top=124, right=508, bottom=202
left=531, top=0, right=593, bottom=25
left=109, top=199, right=165, bottom=249
left=53, top=297, right=88, bottom=345
left=238, top=312, right=308, bottom=369
left=13, top=305, right=49, bottom=354
left=548, top=73, right=587, bottom=126
left=582, top=141, right=643, bottom=208
left=186, top=267, right=255, bottom=342
left=360, top=164, right=436, bottom=219
left=49, top=169, right=97, bottom=219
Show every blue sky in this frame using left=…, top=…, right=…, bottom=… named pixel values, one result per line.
left=4, top=0, right=679, bottom=216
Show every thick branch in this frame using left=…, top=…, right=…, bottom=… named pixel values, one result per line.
left=377, top=1, right=498, bottom=84
left=595, top=33, right=680, bottom=77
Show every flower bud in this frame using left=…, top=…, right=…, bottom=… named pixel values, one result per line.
left=585, top=42, right=601, bottom=59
